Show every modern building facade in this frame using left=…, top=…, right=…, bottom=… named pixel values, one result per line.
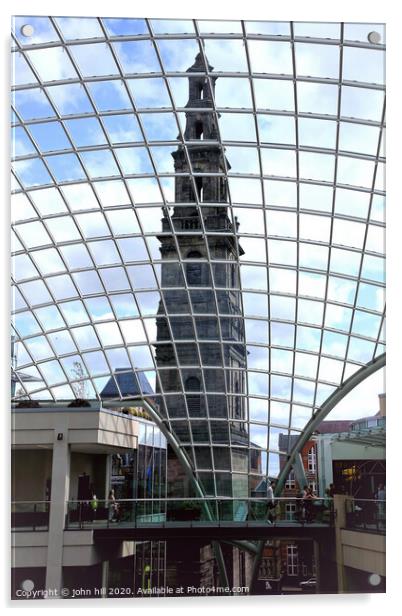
left=11, top=400, right=167, bottom=598
left=315, top=393, right=386, bottom=498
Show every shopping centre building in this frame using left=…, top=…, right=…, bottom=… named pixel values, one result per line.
left=11, top=16, right=385, bottom=598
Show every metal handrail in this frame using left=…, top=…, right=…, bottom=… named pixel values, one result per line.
left=66, top=496, right=333, bottom=503
left=11, top=500, right=51, bottom=505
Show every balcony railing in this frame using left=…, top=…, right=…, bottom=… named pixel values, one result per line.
left=344, top=498, right=386, bottom=534
left=65, top=497, right=334, bottom=530
left=11, top=501, right=50, bottom=531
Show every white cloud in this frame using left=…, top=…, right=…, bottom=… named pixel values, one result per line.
left=27, top=47, right=77, bottom=82
left=327, top=367, right=385, bottom=420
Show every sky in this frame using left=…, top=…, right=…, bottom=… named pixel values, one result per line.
left=10, top=16, right=386, bottom=476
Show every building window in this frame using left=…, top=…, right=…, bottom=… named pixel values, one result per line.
left=234, top=380, right=242, bottom=419
left=195, top=176, right=203, bottom=199
left=260, top=557, right=275, bottom=579
left=185, top=376, right=201, bottom=415
left=307, top=446, right=316, bottom=473
left=285, top=503, right=297, bottom=521
left=195, top=121, right=203, bottom=139
left=186, top=251, right=202, bottom=285
left=287, top=545, right=298, bottom=577
left=285, top=471, right=296, bottom=490
left=309, top=481, right=317, bottom=494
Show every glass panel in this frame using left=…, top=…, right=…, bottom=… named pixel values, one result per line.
left=65, top=118, right=107, bottom=147
left=69, top=43, right=119, bottom=77
left=246, top=21, right=290, bottom=36
left=127, top=78, right=171, bottom=108
left=103, top=18, right=148, bottom=37
left=113, top=41, right=161, bottom=73
left=94, top=180, right=131, bottom=207
left=215, top=78, right=253, bottom=109
left=339, top=122, right=380, bottom=156
left=44, top=153, right=85, bottom=182
left=341, top=86, right=384, bottom=122
left=151, top=19, right=195, bottom=34
left=28, top=187, right=67, bottom=216
left=203, top=39, right=248, bottom=72
left=13, top=89, right=56, bottom=121
left=297, top=82, right=338, bottom=115
left=343, top=47, right=384, bottom=85
left=11, top=192, right=37, bottom=223
left=258, top=114, right=296, bottom=144
left=344, top=23, right=385, bottom=44
left=295, top=43, right=340, bottom=78
left=27, top=47, right=77, bottom=81
left=46, top=274, right=78, bottom=300
left=61, top=183, right=100, bottom=211
left=55, top=16, right=104, bottom=40
left=15, top=221, right=51, bottom=248
left=12, top=16, right=60, bottom=46
left=26, top=122, right=70, bottom=153
left=299, top=152, right=335, bottom=182
left=249, top=41, right=293, bottom=74
left=141, top=113, right=179, bottom=141
left=87, top=80, right=131, bottom=112
left=298, top=117, right=337, bottom=149
left=13, top=158, right=52, bottom=188
left=220, top=113, right=256, bottom=142
left=294, top=22, right=340, bottom=39
left=262, top=148, right=296, bottom=177
left=157, top=39, right=200, bottom=72
left=31, top=248, right=66, bottom=275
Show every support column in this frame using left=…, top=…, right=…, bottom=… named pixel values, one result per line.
left=294, top=453, right=307, bottom=490
left=314, top=537, right=338, bottom=594
left=104, top=453, right=111, bottom=500
left=45, top=417, right=70, bottom=596
left=314, top=541, right=321, bottom=592
left=334, top=495, right=347, bottom=593
left=101, top=560, right=109, bottom=599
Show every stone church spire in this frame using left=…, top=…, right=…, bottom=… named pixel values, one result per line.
left=155, top=52, right=248, bottom=500
left=182, top=52, right=219, bottom=141
left=172, top=52, right=230, bottom=206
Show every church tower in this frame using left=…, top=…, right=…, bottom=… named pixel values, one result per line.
left=155, top=53, right=248, bottom=499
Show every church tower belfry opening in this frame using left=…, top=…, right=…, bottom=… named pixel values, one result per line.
left=155, top=52, right=249, bottom=501
left=172, top=52, right=231, bottom=208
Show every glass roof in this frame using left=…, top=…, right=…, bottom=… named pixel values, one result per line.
left=11, top=17, right=385, bottom=484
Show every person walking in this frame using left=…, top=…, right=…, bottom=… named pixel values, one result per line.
left=307, top=486, right=317, bottom=522
left=266, top=480, right=276, bottom=524
left=300, top=485, right=308, bottom=522
left=303, top=486, right=315, bottom=523
left=90, top=493, right=98, bottom=522
left=108, top=489, right=119, bottom=523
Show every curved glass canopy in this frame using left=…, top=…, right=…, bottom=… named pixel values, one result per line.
left=11, top=17, right=385, bottom=493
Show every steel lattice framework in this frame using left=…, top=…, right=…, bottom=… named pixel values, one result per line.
left=11, top=17, right=385, bottom=497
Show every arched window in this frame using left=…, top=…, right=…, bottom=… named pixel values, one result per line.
left=186, top=251, right=202, bottom=286
left=186, top=376, right=200, bottom=391
left=194, top=121, right=204, bottom=139
left=186, top=376, right=201, bottom=415
left=195, top=176, right=203, bottom=200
